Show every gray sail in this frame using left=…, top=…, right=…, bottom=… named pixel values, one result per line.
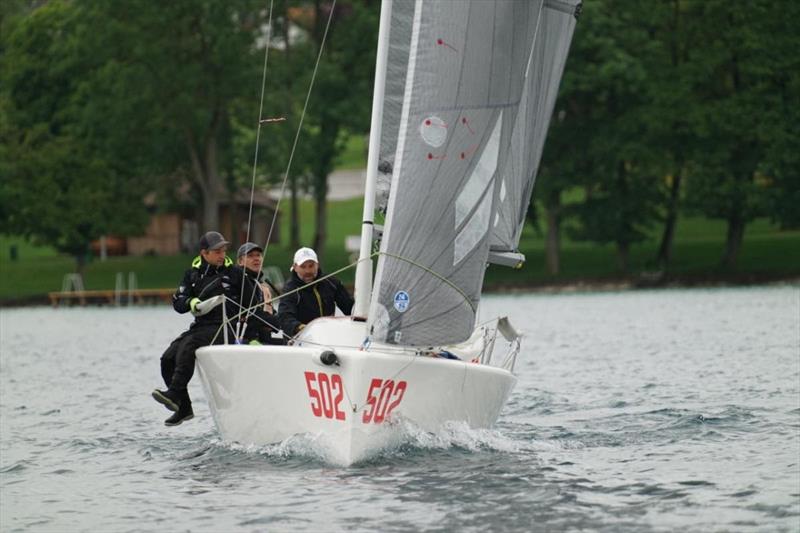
left=376, top=0, right=415, bottom=212
left=490, top=0, right=581, bottom=258
left=368, top=0, right=544, bottom=346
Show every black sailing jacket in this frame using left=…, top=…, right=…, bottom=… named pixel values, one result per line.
left=224, top=265, right=284, bottom=344
left=278, top=270, right=354, bottom=336
left=172, top=255, right=233, bottom=328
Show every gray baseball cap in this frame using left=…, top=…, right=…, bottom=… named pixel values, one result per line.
left=199, top=231, right=229, bottom=251
left=237, top=242, right=263, bottom=258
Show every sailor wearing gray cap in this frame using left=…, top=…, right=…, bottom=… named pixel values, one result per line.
left=226, top=242, right=284, bottom=345
left=199, top=231, right=229, bottom=251
left=237, top=242, right=263, bottom=258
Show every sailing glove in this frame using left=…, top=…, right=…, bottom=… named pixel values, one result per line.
left=189, top=297, right=201, bottom=315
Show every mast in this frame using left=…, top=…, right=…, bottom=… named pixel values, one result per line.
left=353, top=0, right=393, bottom=317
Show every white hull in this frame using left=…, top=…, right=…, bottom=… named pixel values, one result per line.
left=196, top=318, right=517, bottom=465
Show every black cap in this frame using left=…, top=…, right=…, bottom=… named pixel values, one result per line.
left=199, top=231, right=229, bottom=251
left=237, top=242, right=263, bottom=258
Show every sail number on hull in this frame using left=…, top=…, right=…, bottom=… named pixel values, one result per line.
left=303, top=372, right=407, bottom=424
left=304, top=372, right=346, bottom=420
left=362, top=378, right=407, bottom=424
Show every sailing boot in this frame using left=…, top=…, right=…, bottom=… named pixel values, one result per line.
left=164, top=390, right=193, bottom=426
left=164, top=403, right=194, bottom=426
left=151, top=388, right=181, bottom=412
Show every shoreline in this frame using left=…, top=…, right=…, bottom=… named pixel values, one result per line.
left=485, top=272, right=800, bottom=294
left=3, top=273, right=798, bottom=308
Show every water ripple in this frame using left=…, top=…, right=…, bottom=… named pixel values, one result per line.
left=1, top=287, right=799, bottom=532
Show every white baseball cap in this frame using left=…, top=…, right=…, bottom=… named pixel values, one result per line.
left=292, top=247, right=318, bottom=270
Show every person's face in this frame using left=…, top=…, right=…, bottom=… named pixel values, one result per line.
left=201, top=246, right=227, bottom=267
left=239, top=250, right=263, bottom=273
left=294, top=259, right=318, bottom=283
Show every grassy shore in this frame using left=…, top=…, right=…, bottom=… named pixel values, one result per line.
left=1, top=200, right=799, bottom=304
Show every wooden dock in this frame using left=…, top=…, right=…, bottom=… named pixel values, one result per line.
left=48, top=288, right=174, bottom=307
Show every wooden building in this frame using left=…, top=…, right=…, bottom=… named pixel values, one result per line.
left=94, top=189, right=280, bottom=257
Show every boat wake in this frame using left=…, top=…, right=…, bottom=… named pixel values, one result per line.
left=208, top=420, right=539, bottom=467
left=388, top=420, right=525, bottom=455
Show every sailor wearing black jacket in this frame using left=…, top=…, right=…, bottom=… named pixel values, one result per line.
left=152, top=231, right=233, bottom=426
left=225, top=242, right=284, bottom=345
left=278, top=247, right=354, bottom=337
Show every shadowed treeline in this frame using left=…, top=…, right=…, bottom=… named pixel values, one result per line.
left=1, top=0, right=797, bottom=282
left=535, top=0, right=799, bottom=273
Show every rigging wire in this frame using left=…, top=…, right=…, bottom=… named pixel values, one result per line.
left=211, top=251, right=375, bottom=346
left=261, top=0, right=338, bottom=257
left=379, top=251, right=476, bottom=312
left=234, top=0, right=338, bottom=341
left=238, top=0, right=275, bottom=340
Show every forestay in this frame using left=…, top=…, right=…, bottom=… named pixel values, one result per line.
left=369, top=0, right=545, bottom=346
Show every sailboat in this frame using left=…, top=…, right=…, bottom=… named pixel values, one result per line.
left=196, top=0, right=580, bottom=466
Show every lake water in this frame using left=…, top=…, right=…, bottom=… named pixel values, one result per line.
left=1, top=285, right=799, bottom=532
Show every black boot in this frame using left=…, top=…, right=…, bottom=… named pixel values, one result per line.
left=152, top=388, right=181, bottom=412
left=164, top=403, right=194, bottom=426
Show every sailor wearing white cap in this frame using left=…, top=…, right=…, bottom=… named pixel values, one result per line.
left=278, top=247, right=354, bottom=336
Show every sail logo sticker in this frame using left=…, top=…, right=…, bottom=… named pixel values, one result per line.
left=393, top=291, right=409, bottom=312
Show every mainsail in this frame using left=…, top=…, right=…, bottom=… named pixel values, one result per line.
left=367, top=0, right=579, bottom=346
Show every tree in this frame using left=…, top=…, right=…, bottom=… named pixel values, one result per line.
left=301, top=0, right=378, bottom=259
left=758, top=1, right=800, bottom=230
left=1, top=0, right=148, bottom=270
left=78, top=0, right=267, bottom=233
left=225, top=0, right=379, bottom=256
left=542, top=0, right=662, bottom=273
left=682, top=0, right=778, bottom=269
left=638, top=0, right=702, bottom=269
left=535, top=107, right=585, bottom=276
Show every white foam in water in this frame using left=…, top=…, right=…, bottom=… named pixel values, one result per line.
left=396, top=420, right=521, bottom=453
left=213, top=434, right=336, bottom=464
left=210, top=420, right=536, bottom=466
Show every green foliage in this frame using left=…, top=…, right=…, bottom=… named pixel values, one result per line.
left=297, top=1, right=378, bottom=250
left=279, top=197, right=363, bottom=247
left=756, top=1, right=800, bottom=229
left=333, top=132, right=367, bottom=170
left=2, top=0, right=797, bottom=282
left=681, top=1, right=768, bottom=218
left=1, top=1, right=149, bottom=264
left=4, top=212, right=798, bottom=301
left=535, top=0, right=799, bottom=270
left=79, top=0, right=273, bottom=230
left=538, top=1, right=664, bottom=269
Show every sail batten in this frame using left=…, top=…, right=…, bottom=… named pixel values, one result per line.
left=367, top=0, right=576, bottom=347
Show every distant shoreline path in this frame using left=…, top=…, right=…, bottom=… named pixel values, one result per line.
left=270, top=169, right=366, bottom=201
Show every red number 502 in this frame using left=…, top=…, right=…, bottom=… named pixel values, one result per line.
left=362, top=379, right=407, bottom=424
left=304, top=371, right=346, bottom=420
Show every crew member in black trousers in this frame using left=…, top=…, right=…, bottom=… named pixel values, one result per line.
left=153, top=231, right=233, bottom=426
